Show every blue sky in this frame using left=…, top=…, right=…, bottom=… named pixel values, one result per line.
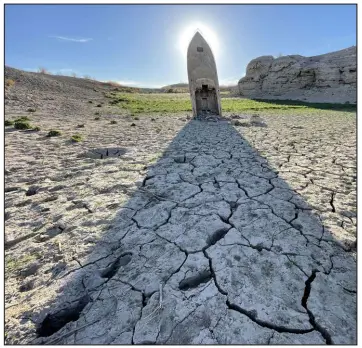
left=5, top=4, right=356, bottom=87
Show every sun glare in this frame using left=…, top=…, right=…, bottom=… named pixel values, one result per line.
left=179, top=22, right=220, bottom=59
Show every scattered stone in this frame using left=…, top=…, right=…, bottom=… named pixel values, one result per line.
left=26, top=186, right=40, bottom=196
left=47, top=130, right=62, bottom=137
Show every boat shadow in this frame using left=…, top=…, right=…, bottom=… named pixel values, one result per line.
left=9, top=119, right=356, bottom=345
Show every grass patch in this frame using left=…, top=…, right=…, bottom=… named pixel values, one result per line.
left=5, top=120, right=14, bottom=126
left=107, top=93, right=192, bottom=114
left=71, top=134, right=83, bottom=142
left=252, top=99, right=357, bottom=112
left=47, top=130, right=62, bottom=137
left=106, top=92, right=356, bottom=115
left=14, top=120, right=32, bottom=130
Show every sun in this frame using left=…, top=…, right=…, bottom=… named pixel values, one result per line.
left=178, top=22, right=220, bottom=59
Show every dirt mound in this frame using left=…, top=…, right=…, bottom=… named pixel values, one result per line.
left=5, top=67, right=109, bottom=116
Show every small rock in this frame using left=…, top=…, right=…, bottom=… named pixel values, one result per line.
left=233, top=120, right=242, bottom=126
left=19, top=279, right=35, bottom=292
left=49, top=185, right=66, bottom=192
left=57, top=221, right=66, bottom=230
left=20, top=262, right=40, bottom=278
left=26, top=186, right=39, bottom=196
left=5, top=186, right=19, bottom=193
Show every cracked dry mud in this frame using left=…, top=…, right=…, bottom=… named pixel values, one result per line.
left=5, top=108, right=356, bottom=344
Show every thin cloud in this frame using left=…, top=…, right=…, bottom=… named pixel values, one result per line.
left=50, top=36, right=93, bottom=43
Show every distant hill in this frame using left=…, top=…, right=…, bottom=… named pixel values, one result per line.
left=161, top=82, right=237, bottom=93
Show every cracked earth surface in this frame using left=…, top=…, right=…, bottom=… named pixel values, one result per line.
left=5, top=109, right=356, bottom=344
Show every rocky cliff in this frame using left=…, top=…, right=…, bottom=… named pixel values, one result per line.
left=238, top=46, right=356, bottom=104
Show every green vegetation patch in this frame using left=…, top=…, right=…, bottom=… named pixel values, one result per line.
left=107, top=93, right=192, bottom=114
left=71, top=134, right=83, bottom=142
left=222, top=98, right=356, bottom=113
left=106, top=92, right=356, bottom=115
left=14, top=120, right=32, bottom=130
left=5, top=120, right=14, bottom=126
left=252, top=98, right=357, bottom=112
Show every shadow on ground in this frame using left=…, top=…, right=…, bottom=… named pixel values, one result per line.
left=9, top=119, right=356, bottom=344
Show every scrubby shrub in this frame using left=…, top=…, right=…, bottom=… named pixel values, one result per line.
left=88, top=100, right=93, bottom=103
left=5, top=120, right=14, bottom=126
left=47, top=130, right=62, bottom=137
left=14, top=120, right=32, bottom=130
left=32, top=126, right=41, bottom=131
left=5, top=79, right=15, bottom=87
left=27, top=108, right=36, bottom=112
left=95, top=111, right=100, bottom=115
left=94, top=117, right=100, bottom=120
left=110, top=120, right=117, bottom=124
left=76, top=124, right=85, bottom=128
left=96, top=104, right=102, bottom=107
left=134, top=116, right=140, bottom=120
left=71, top=134, right=83, bottom=142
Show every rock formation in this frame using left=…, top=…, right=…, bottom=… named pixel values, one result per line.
left=238, top=46, right=356, bottom=104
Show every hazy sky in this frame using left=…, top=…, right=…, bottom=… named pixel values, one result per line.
left=5, top=4, right=356, bottom=87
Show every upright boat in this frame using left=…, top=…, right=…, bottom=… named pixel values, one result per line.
left=187, top=31, right=222, bottom=118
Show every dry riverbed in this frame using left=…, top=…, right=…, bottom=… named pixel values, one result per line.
left=4, top=68, right=356, bottom=344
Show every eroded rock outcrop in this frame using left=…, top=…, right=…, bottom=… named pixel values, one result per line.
left=238, top=46, right=356, bottom=104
